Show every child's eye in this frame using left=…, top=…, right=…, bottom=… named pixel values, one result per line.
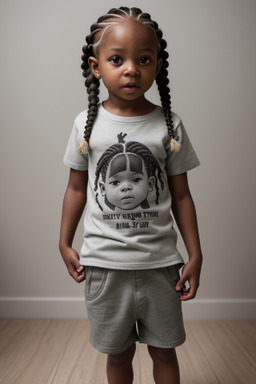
left=133, top=177, right=142, bottom=183
left=109, top=180, right=120, bottom=186
left=110, top=56, right=123, bottom=65
left=140, top=57, right=151, bottom=64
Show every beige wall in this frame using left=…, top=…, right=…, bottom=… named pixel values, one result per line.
left=0, top=0, right=255, bottom=319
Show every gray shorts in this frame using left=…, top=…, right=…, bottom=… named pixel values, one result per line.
left=84, top=265, right=186, bottom=354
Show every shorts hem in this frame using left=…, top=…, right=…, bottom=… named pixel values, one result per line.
left=139, top=335, right=186, bottom=349
left=89, top=337, right=139, bottom=355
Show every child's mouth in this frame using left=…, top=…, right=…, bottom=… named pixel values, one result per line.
left=121, top=195, right=133, bottom=201
left=123, top=83, right=139, bottom=93
left=124, top=82, right=138, bottom=87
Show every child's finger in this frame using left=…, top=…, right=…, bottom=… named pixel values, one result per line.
left=76, top=265, right=85, bottom=274
left=175, top=276, right=187, bottom=293
left=73, top=268, right=85, bottom=283
left=68, top=262, right=85, bottom=283
left=178, top=280, right=198, bottom=301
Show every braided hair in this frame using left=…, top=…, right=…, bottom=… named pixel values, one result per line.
left=79, top=6, right=181, bottom=154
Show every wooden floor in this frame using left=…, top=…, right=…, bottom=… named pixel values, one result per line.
left=0, top=319, right=255, bottom=383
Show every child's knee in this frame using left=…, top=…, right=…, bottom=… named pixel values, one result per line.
left=147, top=345, right=177, bottom=364
left=108, top=343, right=136, bottom=366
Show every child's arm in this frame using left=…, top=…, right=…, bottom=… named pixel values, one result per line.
left=168, top=173, right=203, bottom=301
left=59, top=169, right=88, bottom=283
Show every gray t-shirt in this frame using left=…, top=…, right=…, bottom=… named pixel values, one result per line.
left=64, top=105, right=200, bottom=269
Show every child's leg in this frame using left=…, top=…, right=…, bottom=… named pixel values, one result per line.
left=106, top=343, right=136, bottom=384
left=148, top=346, right=180, bottom=384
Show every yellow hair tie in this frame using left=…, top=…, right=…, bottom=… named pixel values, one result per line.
left=170, top=137, right=181, bottom=152
left=78, top=140, right=89, bottom=154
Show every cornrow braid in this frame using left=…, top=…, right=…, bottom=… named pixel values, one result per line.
left=78, top=6, right=181, bottom=154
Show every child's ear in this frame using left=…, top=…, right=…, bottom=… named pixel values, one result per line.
left=88, top=56, right=101, bottom=79
left=99, top=181, right=106, bottom=196
left=148, top=176, right=155, bottom=192
left=155, top=57, right=163, bottom=78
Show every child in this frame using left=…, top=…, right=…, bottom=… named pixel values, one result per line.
left=59, top=6, right=203, bottom=384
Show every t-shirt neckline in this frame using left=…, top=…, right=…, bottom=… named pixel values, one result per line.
left=98, top=103, right=161, bottom=123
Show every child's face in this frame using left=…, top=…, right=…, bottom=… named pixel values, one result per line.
left=89, top=18, right=162, bottom=109
left=99, top=153, right=154, bottom=210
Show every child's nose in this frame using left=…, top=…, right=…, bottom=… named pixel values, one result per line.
left=121, top=183, right=133, bottom=192
left=124, top=60, right=139, bottom=76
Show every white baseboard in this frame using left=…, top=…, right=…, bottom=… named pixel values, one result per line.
left=0, top=297, right=255, bottom=320
left=182, top=298, right=256, bottom=320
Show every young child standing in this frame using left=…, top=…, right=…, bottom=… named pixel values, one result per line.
left=59, top=6, right=202, bottom=384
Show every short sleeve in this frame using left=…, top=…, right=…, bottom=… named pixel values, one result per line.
left=63, top=111, right=88, bottom=171
left=166, top=115, right=200, bottom=176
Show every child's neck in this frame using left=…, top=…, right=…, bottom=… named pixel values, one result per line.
left=102, top=98, right=157, bottom=117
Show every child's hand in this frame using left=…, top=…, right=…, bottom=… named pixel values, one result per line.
left=175, top=259, right=202, bottom=301
left=60, top=247, right=85, bottom=283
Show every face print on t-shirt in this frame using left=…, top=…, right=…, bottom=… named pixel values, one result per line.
left=99, top=152, right=155, bottom=210
left=94, top=133, right=165, bottom=211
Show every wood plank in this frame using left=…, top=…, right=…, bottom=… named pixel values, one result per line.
left=0, top=320, right=74, bottom=384
left=0, top=319, right=9, bottom=331
left=0, top=319, right=26, bottom=355
left=177, top=322, right=220, bottom=383
left=187, top=321, right=256, bottom=384
left=51, top=320, right=107, bottom=384
left=0, top=320, right=50, bottom=383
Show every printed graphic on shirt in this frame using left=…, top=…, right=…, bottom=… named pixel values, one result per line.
left=94, top=133, right=165, bottom=230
